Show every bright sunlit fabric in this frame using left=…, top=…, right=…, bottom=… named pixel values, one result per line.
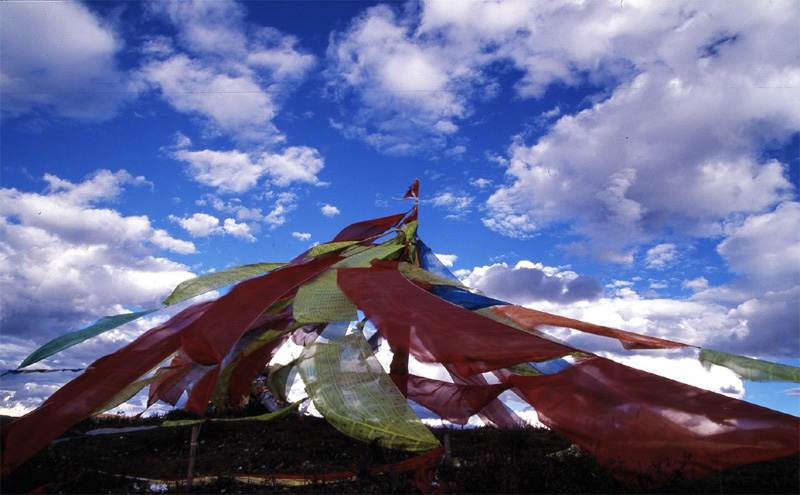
left=293, top=243, right=404, bottom=323
left=293, top=270, right=358, bottom=323
left=162, top=262, right=287, bottom=306
left=700, top=348, right=800, bottom=383
left=395, top=261, right=468, bottom=289
left=296, top=332, right=440, bottom=453
left=267, top=360, right=297, bottom=404
left=307, top=240, right=362, bottom=258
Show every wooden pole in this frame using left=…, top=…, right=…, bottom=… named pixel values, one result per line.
left=186, top=423, right=201, bottom=493
left=444, top=433, right=452, bottom=465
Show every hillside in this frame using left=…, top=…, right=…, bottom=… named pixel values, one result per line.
left=1, top=412, right=797, bottom=494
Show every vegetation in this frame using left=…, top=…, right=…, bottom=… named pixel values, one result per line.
left=1, top=412, right=797, bottom=494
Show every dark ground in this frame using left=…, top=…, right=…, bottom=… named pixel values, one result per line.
left=1, top=412, right=798, bottom=494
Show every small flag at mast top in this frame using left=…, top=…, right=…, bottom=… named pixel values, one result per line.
left=403, top=179, right=419, bottom=201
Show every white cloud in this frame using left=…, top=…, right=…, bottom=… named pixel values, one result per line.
left=141, top=54, right=281, bottom=143
left=326, top=4, right=475, bottom=154
left=0, top=1, right=134, bottom=121
left=173, top=148, right=264, bottom=193
left=292, top=232, right=312, bottom=241
left=262, top=192, right=298, bottom=228
left=147, top=0, right=249, bottom=57
left=682, top=277, right=709, bottom=292
left=470, top=178, right=492, bottom=189
left=170, top=212, right=221, bottom=237
left=170, top=145, right=326, bottom=194
left=170, top=212, right=256, bottom=242
left=609, top=354, right=744, bottom=398
left=462, top=261, right=604, bottom=306
left=259, top=146, right=326, bottom=187
left=479, top=2, right=797, bottom=251
left=429, top=191, right=474, bottom=219
left=0, top=171, right=195, bottom=341
left=433, top=253, right=457, bottom=268
left=221, top=218, right=256, bottom=242
left=142, top=0, right=316, bottom=145
left=645, top=244, right=678, bottom=269
left=324, top=2, right=800, bottom=261
left=717, top=201, right=800, bottom=290
left=321, top=204, right=340, bottom=217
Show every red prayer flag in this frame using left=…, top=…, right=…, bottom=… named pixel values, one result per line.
left=509, top=356, right=800, bottom=480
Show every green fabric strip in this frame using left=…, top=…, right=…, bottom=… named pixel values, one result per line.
left=293, top=243, right=404, bottom=323
left=163, top=262, right=287, bottom=306
left=91, top=368, right=171, bottom=416
left=700, top=349, right=800, bottom=383
left=505, top=362, right=543, bottom=376
left=308, top=240, right=361, bottom=258
left=267, top=361, right=297, bottom=404
left=161, top=401, right=301, bottom=428
left=296, top=333, right=440, bottom=453
left=18, top=309, right=159, bottom=369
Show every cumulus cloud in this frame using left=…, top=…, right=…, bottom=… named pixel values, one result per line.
left=141, top=0, right=316, bottom=145
left=140, top=54, right=281, bottom=144
left=717, top=201, right=800, bottom=291
left=433, top=253, right=457, bottom=268
left=429, top=191, right=474, bottom=219
left=169, top=145, right=326, bottom=194
left=292, top=232, right=311, bottom=241
left=0, top=170, right=195, bottom=340
left=320, top=204, right=340, bottom=217
left=461, top=260, right=603, bottom=306
left=645, top=244, right=678, bottom=269
left=170, top=212, right=256, bottom=242
left=477, top=1, right=797, bottom=252
left=170, top=212, right=221, bottom=237
left=262, top=192, right=298, bottom=228
left=326, top=4, right=476, bottom=154
left=0, top=1, right=135, bottom=121
left=323, top=1, right=799, bottom=258
left=682, top=277, right=709, bottom=292
left=260, top=147, right=326, bottom=187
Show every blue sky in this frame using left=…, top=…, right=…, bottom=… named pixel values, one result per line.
left=1, top=0, right=798, bottom=418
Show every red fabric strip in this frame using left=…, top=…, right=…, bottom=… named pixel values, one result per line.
left=337, top=265, right=574, bottom=376
left=226, top=335, right=289, bottom=405
left=181, top=257, right=340, bottom=367
left=148, top=353, right=193, bottom=407
left=509, top=356, right=800, bottom=480
left=402, top=374, right=509, bottom=425
left=331, top=213, right=406, bottom=242
left=1, top=301, right=213, bottom=476
left=495, top=305, right=690, bottom=350
left=445, top=363, right=521, bottom=428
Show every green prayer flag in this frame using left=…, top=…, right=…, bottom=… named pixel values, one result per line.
left=297, top=333, right=440, bottom=453
left=163, top=262, right=287, bottom=306
left=700, top=349, right=800, bottom=383
left=293, top=243, right=404, bottom=323
left=18, top=309, right=158, bottom=369
left=267, top=361, right=297, bottom=404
